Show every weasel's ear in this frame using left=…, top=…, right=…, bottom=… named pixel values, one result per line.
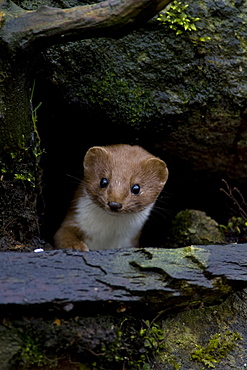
left=143, top=158, right=168, bottom=186
left=83, top=146, right=109, bottom=171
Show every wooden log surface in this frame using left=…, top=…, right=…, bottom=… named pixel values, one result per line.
left=0, top=0, right=172, bottom=50
left=1, top=244, right=247, bottom=311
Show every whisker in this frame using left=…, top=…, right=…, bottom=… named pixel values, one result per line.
left=66, top=173, right=83, bottom=185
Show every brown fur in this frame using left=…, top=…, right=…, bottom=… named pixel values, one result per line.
left=54, top=144, right=168, bottom=251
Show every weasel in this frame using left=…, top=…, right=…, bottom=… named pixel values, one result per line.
left=54, top=144, right=168, bottom=251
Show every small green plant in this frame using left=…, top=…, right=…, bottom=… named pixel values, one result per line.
left=220, top=179, right=247, bottom=243
left=220, top=216, right=247, bottom=243
left=30, top=80, right=43, bottom=159
left=19, top=334, right=54, bottom=367
left=14, top=172, right=35, bottom=183
left=139, top=320, right=181, bottom=370
left=157, top=1, right=200, bottom=35
left=90, top=317, right=178, bottom=370
left=191, top=331, right=242, bottom=368
left=1, top=81, right=43, bottom=185
left=139, top=320, right=166, bottom=353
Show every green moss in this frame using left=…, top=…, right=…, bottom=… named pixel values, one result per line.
left=2, top=294, right=245, bottom=370
left=156, top=293, right=247, bottom=369
left=0, top=81, right=42, bottom=185
left=0, top=150, right=38, bottom=189
left=191, top=331, right=242, bottom=368
left=236, top=130, right=247, bottom=154
left=166, top=209, right=226, bottom=248
left=86, top=72, right=158, bottom=129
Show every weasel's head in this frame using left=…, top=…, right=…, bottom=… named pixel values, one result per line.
left=83, top=145, right=168, bottom=215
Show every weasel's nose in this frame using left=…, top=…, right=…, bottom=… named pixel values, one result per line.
left=108, top=201, right=122, bottom=212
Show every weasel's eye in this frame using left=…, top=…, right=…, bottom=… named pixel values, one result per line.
left=100, top=178, right=109, bottom=188
left=131, top=184, right=140, bottom=195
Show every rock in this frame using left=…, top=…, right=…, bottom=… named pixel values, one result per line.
left=30, top=0, right=247, bottom=181
left=15, top=0, right=247, bottom=237
left=0, top=327, right=22, bottom=369
left=159, top=291, right=247, bottom=369
left=0, top=246, right=247, bottom=369
left=0, top=244, right=247, bottom=309
left=166, top=209, right=226, bottom=248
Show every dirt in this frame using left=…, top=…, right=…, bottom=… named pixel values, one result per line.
left=0, top=235, right=52, bottom=252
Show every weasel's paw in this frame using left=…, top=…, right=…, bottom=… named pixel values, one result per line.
left=71, top=241, right=89, bottom=252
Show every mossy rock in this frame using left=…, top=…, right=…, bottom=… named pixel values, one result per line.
left=166, top=209, right=226, bottom=248
left=0, top=326, right=22, bottom=369
left=159, top=292, right=247, bottom=369
left=1, top=292, right=247, bottom=369
left=14, top=0, right=247, bottom=183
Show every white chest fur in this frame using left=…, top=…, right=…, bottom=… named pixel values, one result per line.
left=74, top=193, right=153, bottom=250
